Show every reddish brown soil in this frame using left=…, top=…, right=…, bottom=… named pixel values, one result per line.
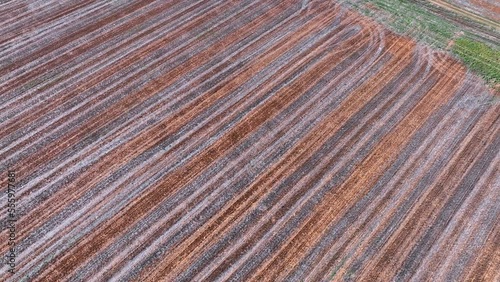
left=0, top=0, right=498, bottom=281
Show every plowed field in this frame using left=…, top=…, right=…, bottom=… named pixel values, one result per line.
left=0, top=1, right=499, bottom=281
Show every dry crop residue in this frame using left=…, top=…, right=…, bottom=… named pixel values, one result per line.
left=0, top=0, right=498, bottom=281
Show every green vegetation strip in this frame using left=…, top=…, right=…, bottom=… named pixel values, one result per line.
left=452, top=37, right=500, bottom=84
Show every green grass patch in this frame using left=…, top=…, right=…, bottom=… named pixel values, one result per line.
left=452, top=37, right=500, bottom=84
